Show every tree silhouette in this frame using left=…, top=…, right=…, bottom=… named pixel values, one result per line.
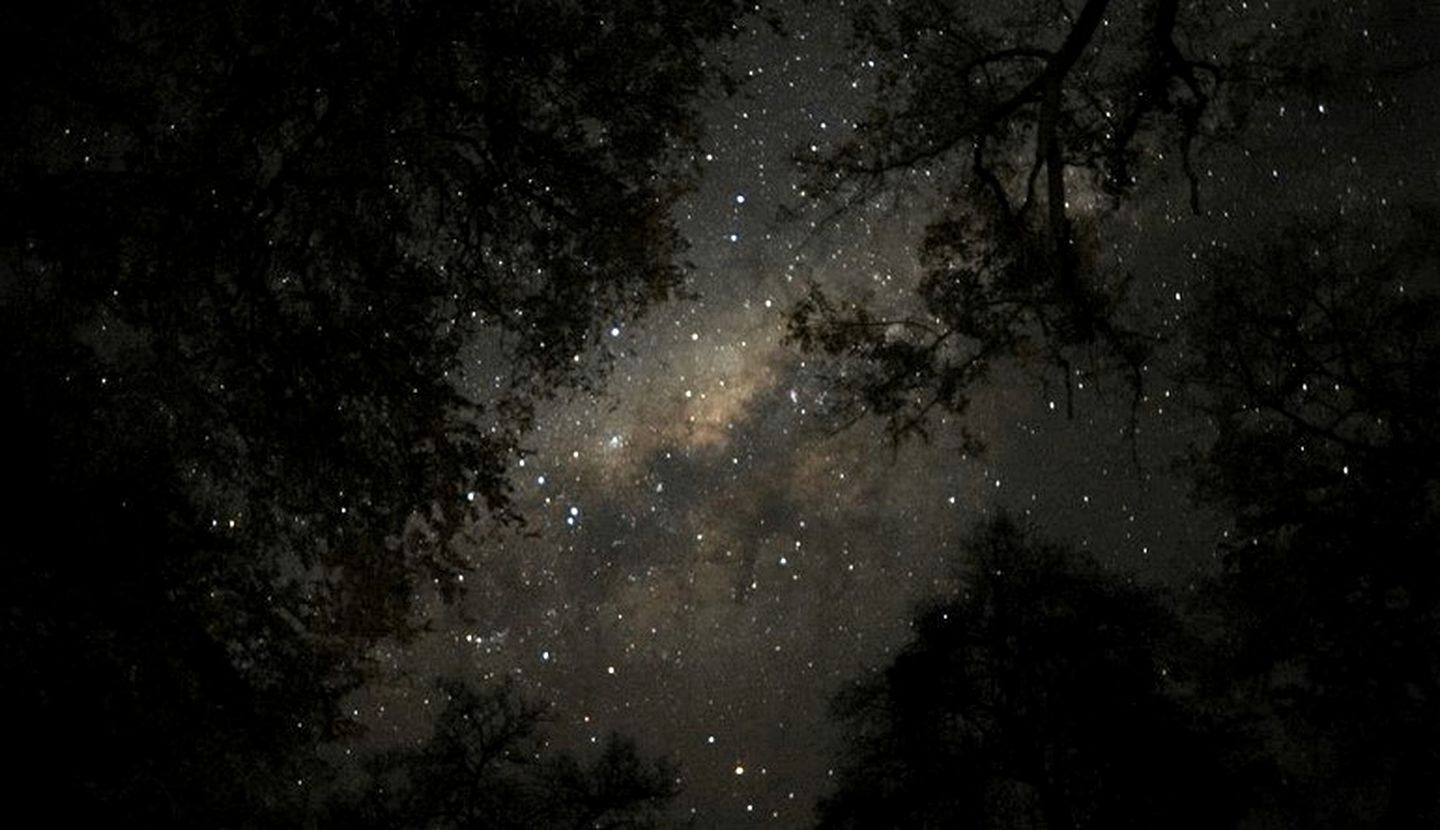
left=333, top=678, right=678, bottom=830
left=0, top=0, right=739, bottom=822
left=540, top=732, right=680, bottom=830
left=817, top=516, right=1237, bottom=829
left=786, top=0, right=1328, bottom=442
left=1183, top=207, right=1440, bottom=826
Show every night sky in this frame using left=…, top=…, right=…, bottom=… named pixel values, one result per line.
left=327, top=1, right=1440, bottom=825
left=7, top=0, right=1437, bottom=825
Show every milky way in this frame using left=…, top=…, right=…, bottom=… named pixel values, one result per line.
left=349, top=2, right=1440, bottom=824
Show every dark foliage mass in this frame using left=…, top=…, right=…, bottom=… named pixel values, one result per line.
left=0, top=0, right=738, bottom=823
left=1183, top=209, right=1440, bottom=826
left=331, top=678, right=677, bottom=829
left=815, top=214, right=1440, bottom=827
left=818, top=516, right=1237, bottom=830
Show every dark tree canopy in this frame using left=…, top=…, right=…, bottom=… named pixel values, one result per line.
left=0, top=0, right=739, bottom=822
left=1185, top=206, right=1440, bottom=527
left=818, top=516, right=1237, bottom=830
left=333, top=678, right=678, bottom=830
left=786, top=0, right=1318, bottom=442
left=1183, top=207, right=1440, bottom=826
left=816, top=207, right=1440, bottom=828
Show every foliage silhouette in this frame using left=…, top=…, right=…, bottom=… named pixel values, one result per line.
left=786, top=0, right=1348, bottom=443
left=0, top=0, right=739, bottom=823
left=817, top=208, right=1440, bottom=826
left=817, top=515, right=1238, bottom=829
left=332, top=677, right=678, bottom=830
left=1183, top=207, right=1440, bottom=826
